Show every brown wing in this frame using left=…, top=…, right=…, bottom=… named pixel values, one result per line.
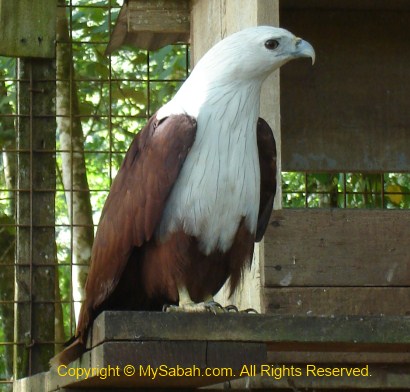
left=77, top=113, right=197, bottom=334
left=255, top=117, right=277, bottom=242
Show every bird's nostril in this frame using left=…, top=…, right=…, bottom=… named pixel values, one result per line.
left=295, top=38, right=302, bottom=46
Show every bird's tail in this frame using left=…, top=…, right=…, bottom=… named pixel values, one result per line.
left=49, top=338, right=85, bottom=369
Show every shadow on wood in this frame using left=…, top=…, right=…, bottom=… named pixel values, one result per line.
left=14, top=311, right=410, bottom=390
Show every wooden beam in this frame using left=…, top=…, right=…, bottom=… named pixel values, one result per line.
left=14, top=58, right=56, bottom=377
left=89, top=311, right=410, bottom=347
left=0, top=0, right=57, bottom=58
left=14, top=311, right=410, bottom=390
left=106, top=0, right=190, bottom=53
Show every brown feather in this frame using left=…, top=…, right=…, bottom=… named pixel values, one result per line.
left=49, top=338, right=85, bottom=368
left=96, top=219, right=254, bottom=312
left=50, top=114, right=197, bottom=367
left=256, top=118, right=277, bottom=242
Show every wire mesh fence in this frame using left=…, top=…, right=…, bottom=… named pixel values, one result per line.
left=0, top=0, right=189, bottom=388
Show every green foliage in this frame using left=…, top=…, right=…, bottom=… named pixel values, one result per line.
left=282, top=172, right=410, bottom=209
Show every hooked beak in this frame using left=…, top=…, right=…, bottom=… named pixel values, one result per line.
left=293, top=38, right=316, bottom=65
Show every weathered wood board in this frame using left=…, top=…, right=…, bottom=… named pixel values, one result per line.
left=282, top=0, right=410, bottom=10
left=0, top=0, right=57, bottom=58
left=268, top=350, right=410, bottom=364
left=16, top=362, right=410, bottom=391
left=90, top=311, right=410, bottom=348
left=106, top=0, right=190, bottom=53
left=264, top=287, right=410, bottom=316
left=264, top=209, right=410, bottom=287
left=14, top=312, right=410, bottom=391
left=280, top=9, right=410, bottom=171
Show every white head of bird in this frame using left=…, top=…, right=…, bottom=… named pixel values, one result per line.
left=158, top=25, right=315, bottom=119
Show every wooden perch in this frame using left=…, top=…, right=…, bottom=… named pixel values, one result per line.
left=14, top=312, right=410, bottom=390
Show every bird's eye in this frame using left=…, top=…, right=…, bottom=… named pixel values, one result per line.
left=265, top=39, right=279, bottom=50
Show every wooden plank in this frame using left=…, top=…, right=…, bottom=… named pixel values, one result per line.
left=15, top=311, right=410, bottom=390
left=15, top=363, right=410, bottom=391
left=106, top=0, right=190, bottom=53
left=280, top=9, right=410, bottom=171
left=14, top=58, right=56, bottom=377
left=90, top=311, right=410, bottom=348
left=264, top=287, right=410, bottom=316
left=127, top=0, right=190, bottom=34
left=268, top=350, right=410, bottom=364
left=264, top=209, right=410, bottom=287
left=0, top=0, right=57, bottom=58
left=26, top=341, right=265, bottom=390
left=282, top=0, right=410, bottom=10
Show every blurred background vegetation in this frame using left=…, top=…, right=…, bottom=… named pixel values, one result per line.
left=0, top=0, right=409, bottom=389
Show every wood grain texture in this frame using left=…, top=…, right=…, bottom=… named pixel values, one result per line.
left=280, top=9, right=410, bottom=171
left=106, top=0, right=190, bottom=53
left=264, top=209, right=410, bottom=287
left=90, top=311, right=410, bottom=348
left=127, top=0, right=190, bottom=33
left=45, top=341, right=264, bottom=389
left=15, top=364, right=410, bottom=391
left=15, top=311, right=410, bottom=390
left=268, top=350, right=410, bottom=364
left=0, top=0, right=57, bottom=58
left=264, top=287, right=410, bottom=316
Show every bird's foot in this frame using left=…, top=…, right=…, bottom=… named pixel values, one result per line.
left=222, top=305, right=258, bottom=313
left=163, top=300, right=225, bottom=315
left=241, top=307, right=258, bottom=314
left=163, top=302, right=258, bottom=314
left=224, top=304, right=239, bottom=312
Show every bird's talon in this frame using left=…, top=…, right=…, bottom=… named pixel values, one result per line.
left=241, top=308, right=258, bottom=314
left=163, top=304, right=177, bottom=312
left=225, top=304, right=239, bottom=312
left=205, top=301, right=224, bottom=314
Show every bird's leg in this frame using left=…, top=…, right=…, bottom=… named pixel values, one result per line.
left=163, top=286, right=224, bottom=314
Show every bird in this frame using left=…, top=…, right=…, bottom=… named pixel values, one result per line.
left=51, top=25, right=315, bottom=367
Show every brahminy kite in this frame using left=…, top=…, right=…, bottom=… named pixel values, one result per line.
left=51, top=26, right=315, bottom=366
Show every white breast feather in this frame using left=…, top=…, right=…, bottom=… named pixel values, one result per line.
left=158, top=82, right=261, bottom=255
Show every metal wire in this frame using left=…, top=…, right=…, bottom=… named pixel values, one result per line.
left=0, top=1, right=190, bottom=385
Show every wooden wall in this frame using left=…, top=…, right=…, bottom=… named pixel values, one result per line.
left=263, top=209, right=410, bottom=316
left=280, top=6, right=410, bottom=172
left=262, top=1, right=410, bottom=318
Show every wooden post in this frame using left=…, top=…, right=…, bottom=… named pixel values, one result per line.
left=14, top=58, right=56, bottom=378
left=0, top=0, right=57, bottom=58
left=190, top=0, right=280, bottom=312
